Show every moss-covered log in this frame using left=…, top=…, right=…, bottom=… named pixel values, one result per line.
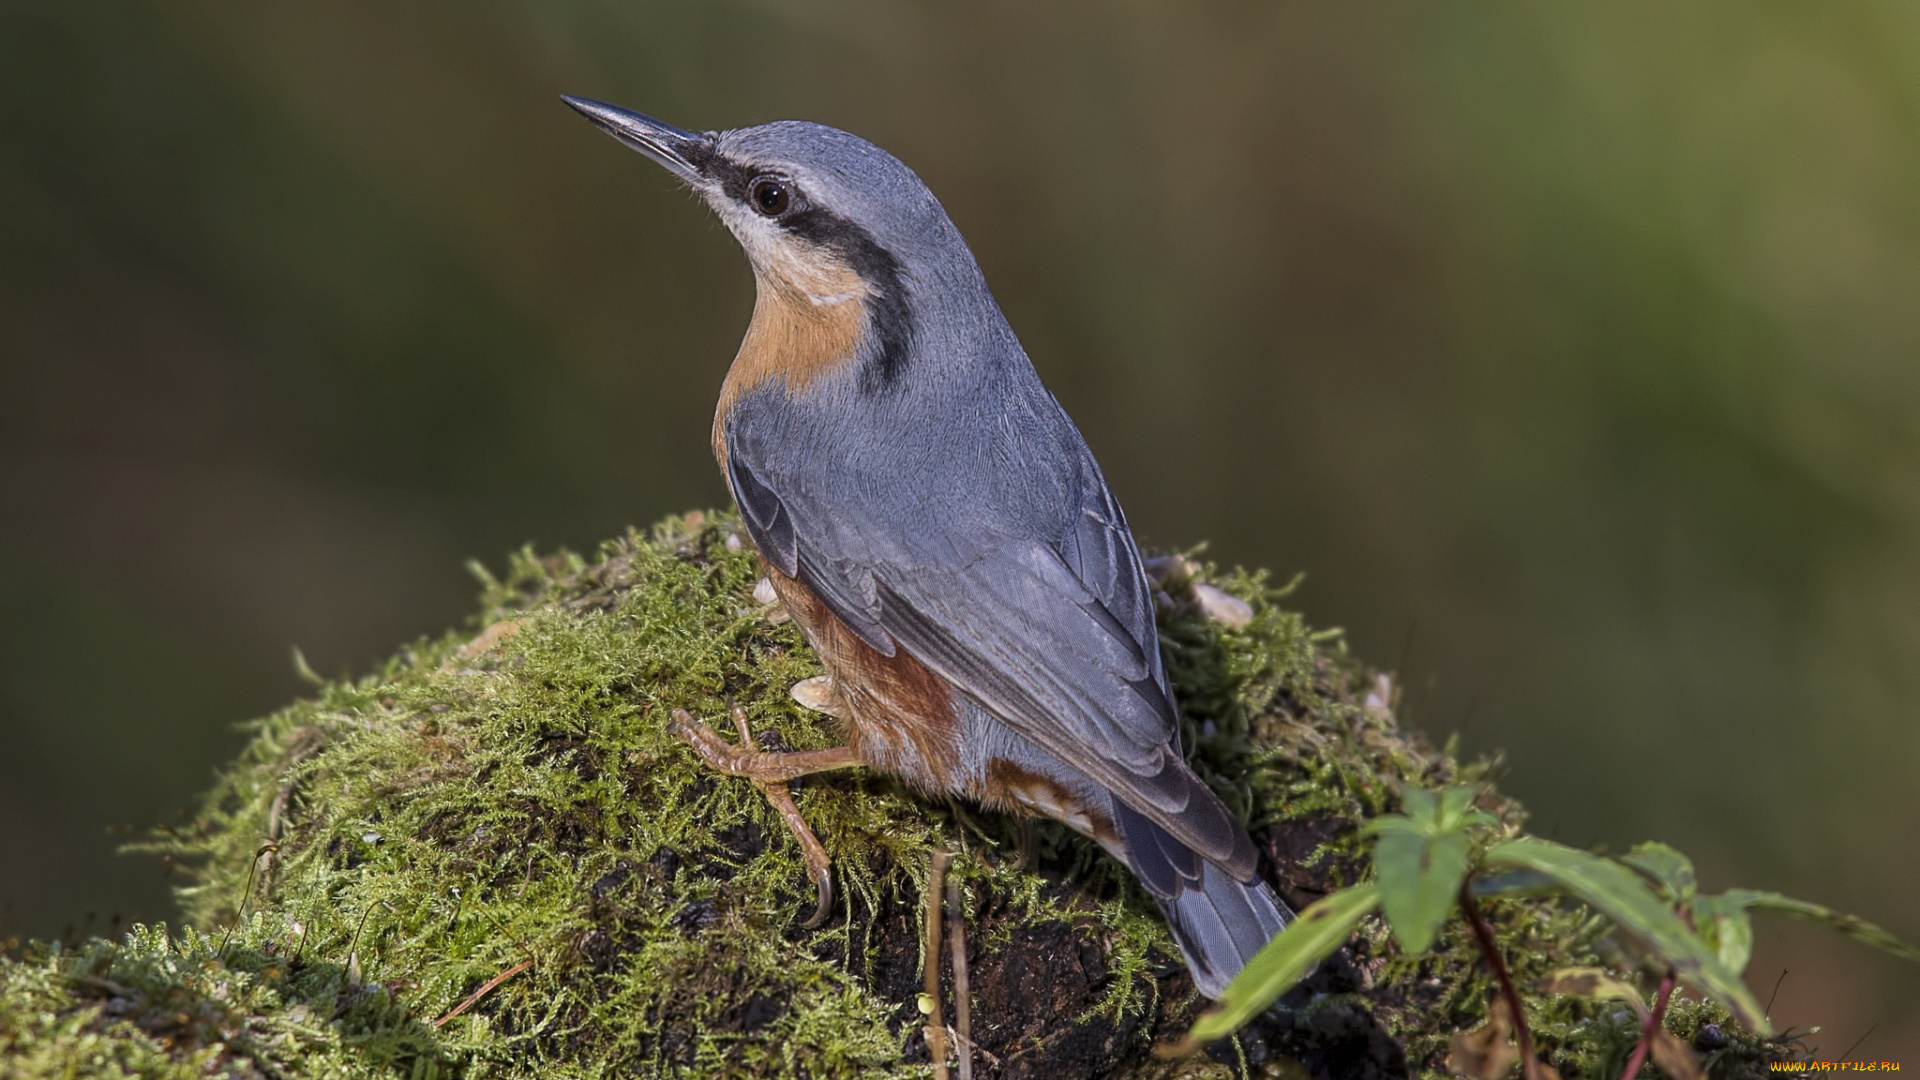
left=0, top=513, right=1806, bottom=1079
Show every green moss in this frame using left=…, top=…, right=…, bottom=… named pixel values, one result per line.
left=0, top=512, right=1811, bottom=1078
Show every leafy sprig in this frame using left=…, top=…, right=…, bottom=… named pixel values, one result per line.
left=1164, top=785, right=1919, bottom=1079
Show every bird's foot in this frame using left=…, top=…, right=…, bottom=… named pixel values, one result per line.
left=668, top=704, right=860, bottom=927
left=788, top=675, right=844, bottom=718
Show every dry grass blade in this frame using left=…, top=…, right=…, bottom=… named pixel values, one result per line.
left=434, top=959, right=534, bottom=1028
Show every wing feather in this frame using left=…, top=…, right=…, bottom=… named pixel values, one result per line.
left=725, top=432, right=1254, bottom=874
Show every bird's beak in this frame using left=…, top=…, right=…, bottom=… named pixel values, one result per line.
left=561, top=96, right=710, bottom=184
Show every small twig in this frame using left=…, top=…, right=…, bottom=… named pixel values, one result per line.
left=924, top=848, right=952, bottom=1080
left=344, top=900, right=392, bottom=986
left=1838, top=1024, right=1877, bottom=1064
left=476, top=905, right=537, bottom=965
left=219, top=843, right=279, bottom=959
left=946, top=873, right=972, bottom=1080
left=1766, top=968, right=1790, bottom=1018
left=1618, top=968, right=1675, bottom=1080
left=1459, top=883, right=1542, bottom=1080
left=947, top=1028, right=1001, bottom=1069
left=516, top=850, right=537, bottom=898
left=434, top=959, right=533, bottom=1027
left=259, top=785, right=294, bottom=893
left=258, top=735, right=321, bottom=895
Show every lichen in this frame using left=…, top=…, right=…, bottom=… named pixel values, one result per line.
left=0, top=512, right=1811, bottom=1078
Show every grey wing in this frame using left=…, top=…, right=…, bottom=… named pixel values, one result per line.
left=728, top=445, right=1257, bottom=877
left=1056, top=457, right=1168, bottom=698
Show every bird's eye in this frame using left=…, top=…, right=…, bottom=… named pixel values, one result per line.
left=749, top=176, right=791, bottom=217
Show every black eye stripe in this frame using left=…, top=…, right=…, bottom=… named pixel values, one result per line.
left=705, top=155, right=806, bottom=219
left=705, top=153, right=754, bottom=202
left=701, top=151, right=914, bottom=390
left=780, top=206, right=914, bottom=392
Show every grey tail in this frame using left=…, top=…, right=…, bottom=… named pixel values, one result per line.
left=1164, top=858, right=1293, bottom=998
left=1110, top=799, right=1293, bottom=999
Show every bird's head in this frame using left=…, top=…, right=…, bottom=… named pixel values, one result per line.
left=562, top=97, right=978, bottom=343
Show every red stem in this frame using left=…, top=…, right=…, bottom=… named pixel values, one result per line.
left=1459, top=884, right=1541, bottom=1078
left=1618, top=969, right=1676, bottom=1080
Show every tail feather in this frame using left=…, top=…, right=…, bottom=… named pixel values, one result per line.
left=1111, top=797, right=1292, bottom=998
left=1164, top=859, right=1292, bottom=998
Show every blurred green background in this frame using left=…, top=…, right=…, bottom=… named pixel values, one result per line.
left=3, top=0, right=1915, bottom=1061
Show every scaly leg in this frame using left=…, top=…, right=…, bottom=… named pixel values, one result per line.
left=668, top=704, right=861, bottom=927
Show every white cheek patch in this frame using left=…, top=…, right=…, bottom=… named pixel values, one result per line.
left=713, top=201, right=870, bottom=309
left=806, top=289, right=863, bottom=308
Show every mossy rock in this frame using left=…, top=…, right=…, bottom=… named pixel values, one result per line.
left=0, top=512, right=1806, bottom=1079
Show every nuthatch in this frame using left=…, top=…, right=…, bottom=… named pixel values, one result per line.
left=563, top=96, right=1291, bottom=998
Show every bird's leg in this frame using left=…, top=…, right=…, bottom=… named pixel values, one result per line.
left=668, top=704, right=861, bottom=927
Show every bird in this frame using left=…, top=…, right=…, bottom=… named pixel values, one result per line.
left=562, top=95, right=1291, bottom=999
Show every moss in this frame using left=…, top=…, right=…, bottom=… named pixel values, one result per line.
left=0, top=512, right=1813, bottom=1078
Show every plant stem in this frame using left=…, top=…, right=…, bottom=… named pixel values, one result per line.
left=946, top=875, right=972, bottom=1080
left=1618, top=969, right=1676, bottom=1080
left=924, top=848, right=952, bottom=1080
left=1460, top=883, right=1540, bottom=1079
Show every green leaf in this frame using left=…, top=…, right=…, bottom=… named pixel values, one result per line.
left=1622, top=842, right=1697, bottom=905
left=1469, top=869, right=1559, bottom=898
left=1165, top=883, right=1380, bottom=1053
left=1399, top=785, right=1439, bottom=824
left=1360, top=784, right=1491, bottom=955
left=1724, top=889, right=1920, bottom=964
left=1437, top=784, right=1479, bottom=827
left=1372, top=827, right=1471, bottom=955
left=1690, top=893, right=1755, bottom=975
left=1382, top=783, right=1490, bottom=834
left=1362, top=815, right=1429, bottom=838
left=1482, top=838, right=1769, bottom=1033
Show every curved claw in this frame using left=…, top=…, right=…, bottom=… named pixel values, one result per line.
left=765, top=778, right=835, bottom=929
left=802, top=861, right=834, bottom=929
left=666, top=704, right=855, bottom=931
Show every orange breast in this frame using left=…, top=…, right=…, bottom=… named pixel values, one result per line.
left=764, top=566, right=966, bottom=796
left=711, top=248, right=870, bottom=471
